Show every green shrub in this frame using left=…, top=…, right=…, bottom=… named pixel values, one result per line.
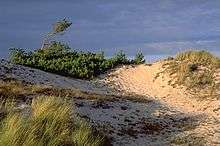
left=9, top=42, right=140, bottom=79
left=0, top=96, right=103, bottom=146
left=112, top=50, right=130, bottom=64
left=133, top=51, right=145, bottom=64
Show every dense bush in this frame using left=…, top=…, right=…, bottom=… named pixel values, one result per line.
left=9, top=42, right=145, bottom=79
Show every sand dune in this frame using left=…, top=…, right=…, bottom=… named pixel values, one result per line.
left=102, top=61, right=219, bottom=114
left=1, top=59, right=219, bottom=145
left=101, top=61, right=220, bottom=145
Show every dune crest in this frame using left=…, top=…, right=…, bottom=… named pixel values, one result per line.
left=102, top=61, right=219, bottom=114
left=101, top=61, right=220, bottom=145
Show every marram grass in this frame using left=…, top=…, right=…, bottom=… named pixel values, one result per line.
left=163, top=50, right=220, bottom=98
left=175, top=50, right=220, bottom=68
left=0, top=96, right=103, bottom=146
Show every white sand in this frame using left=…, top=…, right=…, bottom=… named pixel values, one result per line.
left=0, top=59, right=114, bottom=95
left=1, top=59, right=219, bottom=145
left=100, top=61, right=220, bottom=145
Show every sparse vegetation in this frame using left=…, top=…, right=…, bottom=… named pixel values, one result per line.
left=175, top=50, right=220, bottom=67
left=0, top=95, right=103, bottom=146
left=0, top=80, right=115, bottom=102
left=162, top=50, right=220, bottom=98
left=171, top=133, right=207, bottom=146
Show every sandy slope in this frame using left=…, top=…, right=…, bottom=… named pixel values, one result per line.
left=101, top=62, right=219, bottom=114
left=0, top=59, right=115, bottom=95
left=1, top=59, right=219, bottom=145
left=101, top=61, right=220, bottom=145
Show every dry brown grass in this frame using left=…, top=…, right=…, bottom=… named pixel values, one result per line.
left=0, top=80, right=111, bottom=101
left=162, top=50, right=220, bottom=98
left=171, top=133, right=207, bottom=146
left=0, top=79, right=149, bottom=104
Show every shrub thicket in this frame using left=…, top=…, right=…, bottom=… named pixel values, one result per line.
left=9, top=42, right=145, bottom=79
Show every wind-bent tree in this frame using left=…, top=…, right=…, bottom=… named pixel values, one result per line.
left=41, top=19, right=72, bottom=49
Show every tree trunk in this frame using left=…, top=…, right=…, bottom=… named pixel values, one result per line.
left=40, top=33, right=54, bottom=50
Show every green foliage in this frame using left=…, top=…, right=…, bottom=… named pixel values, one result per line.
left=39, top=42, right=71, bottom=57
left=112, top=50, right=129, bottom=64
left=0, top=96, right=103, bottom=146
left=52, top=19, right=72, bottom=34
left=10, top=18, right=145, bottom=78
left=133, top=51, right=145, bottom=64
left=10, top=42, right=139, bottom=79
left=9, top=48, right=28, bottom=65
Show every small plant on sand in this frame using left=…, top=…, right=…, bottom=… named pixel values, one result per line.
left=0, top=81, right=29, bottom=99
left=133, top=50, right=145, bottom=64
left=0, top=96, right=103, bottom=146
left=171, top=133, right=207, bottom=146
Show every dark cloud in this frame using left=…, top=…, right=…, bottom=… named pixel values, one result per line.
left=0, top=0, right=220, bottom=58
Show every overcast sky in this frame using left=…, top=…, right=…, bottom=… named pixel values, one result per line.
left=0, top=0, right=220, bottom=58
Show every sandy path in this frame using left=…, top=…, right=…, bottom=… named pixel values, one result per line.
left=102, top=62, right=219, bottom=114
left=101, top=62, right=220, bottom=145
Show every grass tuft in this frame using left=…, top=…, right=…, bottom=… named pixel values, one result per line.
left=0, top=96, right=103, bottom=146
left=175, top=50, right=220, bottom=68
left=162, top=50, right=220, bottom=98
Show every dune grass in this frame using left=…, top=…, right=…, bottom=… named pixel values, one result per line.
left=0, top=96, right=103, bottom=146
left=175, top=50, right=220, bottom=67
left=0, top=80, right=106, bottom=146
left=163, top=50, right=220, bottom=98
